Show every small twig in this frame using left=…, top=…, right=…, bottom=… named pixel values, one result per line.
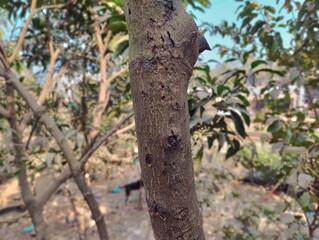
left=35, top=1, right=74, bottom=13
left=81, top=111, right=134, bottom=165
left=106, top=66, right=129, bottom=85
left=25, top=117, right=40, bottom=150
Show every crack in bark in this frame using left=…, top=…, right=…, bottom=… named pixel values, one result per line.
left=167, top=31, right=175, bottom=47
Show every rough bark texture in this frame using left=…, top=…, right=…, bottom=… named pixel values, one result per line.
left=124, top=1, right=205, bottom=239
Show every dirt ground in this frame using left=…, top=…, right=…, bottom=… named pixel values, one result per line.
left=0, top=158, right=314, bottom=240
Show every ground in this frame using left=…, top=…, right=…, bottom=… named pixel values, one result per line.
left=0, top=156, right=313, bottom=240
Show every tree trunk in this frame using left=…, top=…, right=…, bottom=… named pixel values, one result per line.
left=124, top=1, right=205, bottom=239
left=6, top=83, right=48, bottom=240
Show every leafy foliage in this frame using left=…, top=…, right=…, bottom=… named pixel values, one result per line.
left=202, top=0, right=319, bottom=237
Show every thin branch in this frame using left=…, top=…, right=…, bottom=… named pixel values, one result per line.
left=37, top=43, right=61, bottom=105
left=106, top=66, right=129, bottom=85
left=38, top=111, right=134, bottom=205
left=95, top=27, right=105, bottom=56
left=25, top=117, right=40, bottom=150
left=86, top=28, right=115, bottom=141
left=95, top=28, right=112, bottom=54
left=103, top=30, right=112, bottom=54
left=8, top=0, right=37, bottom=65
left=115, top=121, right=135, bottom=135
left=20, top=62, right=67, bottom=130
left=35, top=1, right=74, bottom=13
left=81, top=111, right=134, bottom=165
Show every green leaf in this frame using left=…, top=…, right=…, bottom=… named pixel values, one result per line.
left=108, top=21, right=127, bottom=34
left=226, top=139, right=240, bottom=159
left=254, top=68, right=285, bottom=76
left=264, top=6, right=276, bottom=14
left=237, top=95, right=250, bottom=106
left=267, top=120, right=283, bottom=133
left=243, top=49, right=255, bottom=64
left=230, top=110, right=247, bottom=138
left=225, top=58, right=237, bottom=63
left=108, top=34, right=129, bottom=53
left=298, top=192, right=310, bottom=209
left=239, top=108, right=251, bottom=126
left=195, top=76, right=206, bottom=84
left=252, top=20, right=266, bottom=34
left=251, top=60, right=267, bottom=69
left=207, top=136, right=215, bottom=149
left=217, top=85, right=229, bottom=96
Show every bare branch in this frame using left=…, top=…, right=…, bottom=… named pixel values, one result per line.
left=106, top=66, right=128, bottom=84
left=95, top=28, right=112, bottom=57
left=95, top=27, right=105, bottom=56
left=35, top=1, right=74, bottom=13
left=4, top=82, right=47, bottom=237
left=89, top=27, right=116, bottom=140
left=37, top=43, right=61, bottom=105
left=103, top=30, right=112, bottom=54
left=82, top=111, right=133, bottom=165
left=38, top=111, right=134, bottom=205
left=20, top=62, right=67, bottom=130
left=115, top=121, right=135, bottom=135
left=8, top=0, right=37, bottom=64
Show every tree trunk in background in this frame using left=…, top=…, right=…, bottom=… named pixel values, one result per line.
left=124, top=1, right=205, bottom=239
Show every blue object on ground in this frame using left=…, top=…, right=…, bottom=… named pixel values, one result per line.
left=23, top=224, right=35, bottom=233
left=111, top=186, right=123, bottom=193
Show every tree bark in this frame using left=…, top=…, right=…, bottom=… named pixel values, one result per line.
left=6, top=83, right=47, bottom=240
left=124, top=1, right=205, bottom=239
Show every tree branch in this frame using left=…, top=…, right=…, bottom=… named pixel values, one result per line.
left=8, top=0, right=37, bottom=65
left=89, top=28, right=113, bottom=140
left=106, top=66, right=128, bottom=85
left=0, top=105, right=10, bottom=118
left=81, top=111, right=133, bottom=165
left=20, top=61, right=67, bottom=130
left=3, top=68, right=109, bottom=240
left=35, top=1, right=74, bottom=13
left=38, top=111, right=134, bottom=205
left=37, top=42, right=61, bottom=105
left=4, top=82, right=47, bottom=238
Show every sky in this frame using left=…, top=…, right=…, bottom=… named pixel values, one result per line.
left=190, top=0, right=298, bottom=64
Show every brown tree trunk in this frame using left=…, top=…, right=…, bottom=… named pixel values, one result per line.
left=124, top=1, right=205, bottom=239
